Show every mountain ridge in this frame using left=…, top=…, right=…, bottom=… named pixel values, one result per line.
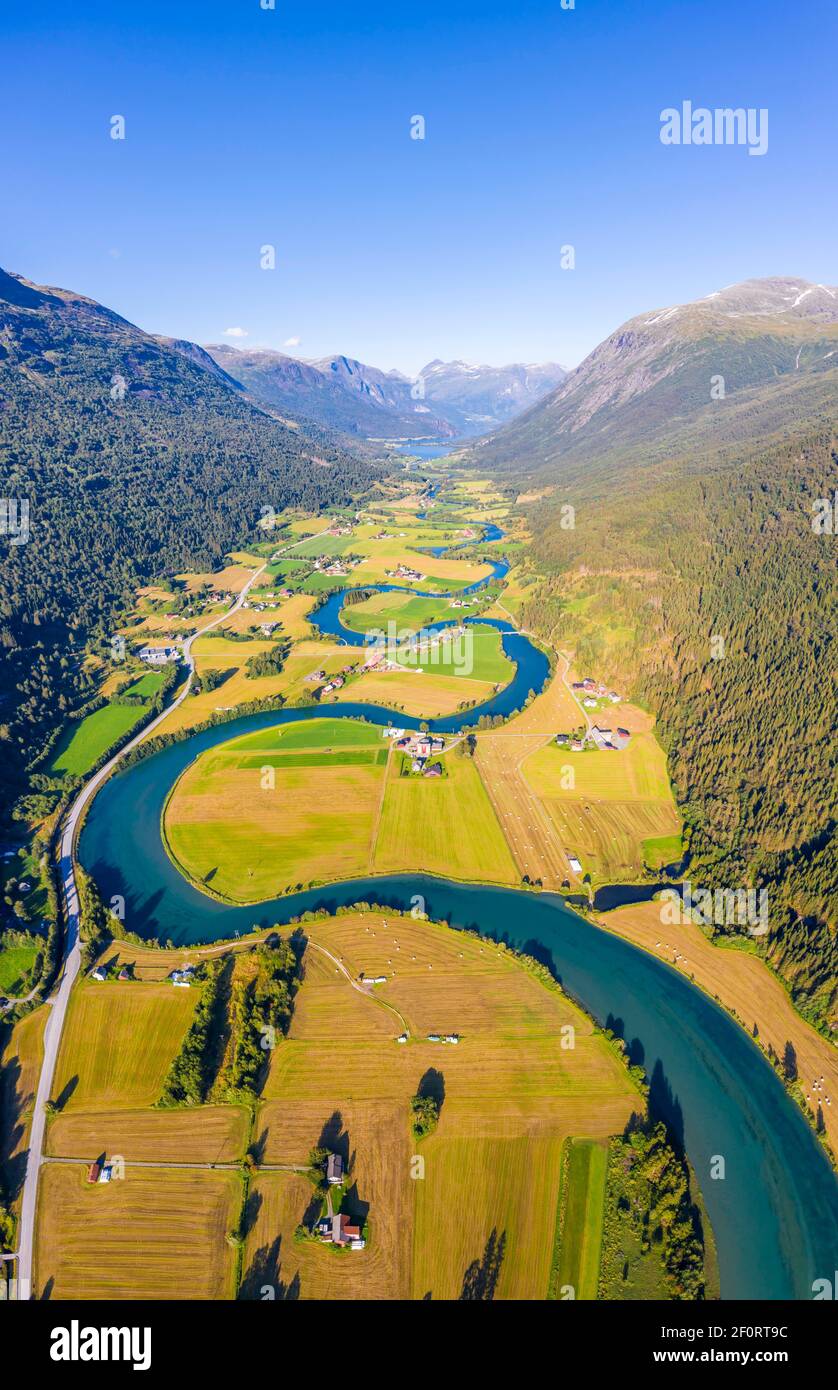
left=472, top=276, right=838, bottom=481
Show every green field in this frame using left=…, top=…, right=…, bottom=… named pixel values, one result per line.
left=164, top=720, right=388, bottom=901
left=641, top=833, right=683, bottom=869
left=394, top=627, right=512, bottom=684
left=553, top=1138, right=608, bottom=1299
left=342, top=590, right=475, bottom=634
left=121, top=671, right=165, bottom=698
left=230, top=718, right=382, bottom=752
left=49, top=703, right=147, bottom=776
left=372, top=752, right=519, bottom=885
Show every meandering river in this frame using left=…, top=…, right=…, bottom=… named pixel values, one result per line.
left=77, top=502, right=838, bottom=1300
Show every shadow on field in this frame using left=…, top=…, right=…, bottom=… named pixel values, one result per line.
left=239, top=1235, right=301, bottom=1301
left=459, top=1227, right=506, bottom=1300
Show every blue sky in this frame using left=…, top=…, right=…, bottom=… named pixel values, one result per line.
left=3, top=0, right=836, bottom=372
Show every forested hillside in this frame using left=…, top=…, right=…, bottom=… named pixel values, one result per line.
left=511, top=430, right=837, bottom=1031
left=0, top=268, right=379, bottom=823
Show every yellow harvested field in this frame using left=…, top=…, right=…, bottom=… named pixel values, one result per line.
left=252, top=911, right=638, bottom=1298
left=52, top=984, right=198, bottom=1109
left=522, top=732, right=673, bottom=803
left=598, top=901, right=838, bottom=1159
left=165, top=743, right=387, bottom=902
left=0, top=1006, right=48, bottom=1178
left=243, top=1102, right=413, bottom=1301
left=46, top=1106, right=249, bottom=1164
left=372, top=753, right=519, bottom=885
left=220, top=592, right=318, bottom=640
left=163, top=634, right=289, bottom=734
left=413, top=1135, right=565, bottom=1299
left=176, top=561, right=259, bottom=594
left=340, top=668, right=494, bottom=718
left=34, top=1164, right=240, bottom=1300
left=542, top=799, right=680, bottom=883
left=351, top=546, right=494, bottom=589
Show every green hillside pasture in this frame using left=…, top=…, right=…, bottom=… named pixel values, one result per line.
left=49, top=703, right=148, bottom=777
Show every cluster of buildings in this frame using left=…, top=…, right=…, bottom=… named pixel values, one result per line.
left=571, top=677, right=622, bottom=706
left=169, top=965, right=197, bottom=987
left=386, top=564, right=425, bottom=582
left=138, top=644, right=181, bottom=666
left=556, top=726, right=631, bottom=752
left=311, top=554, right=356, bottom=577
left=326, top=522, right=354, bottom=537
left=391, top=730, right=446, bottom=773
left=427, top=1032, right=460, bottom=1044
left=314, top=1154, right=366, bottom=1250
left=316, top=1213, right=365, bottom=1249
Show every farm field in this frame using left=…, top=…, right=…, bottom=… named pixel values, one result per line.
left=0, top=943, right=38, bottom=994
left=471, top=664, right=583, bottom=887
left=46, top=1106, right=249, bottom=1164
left=51, top=983, right=198, bottom=1109
left=390, top=626, right=513, bottom=683
left=121, top=670, right=165, bottom=699
left=34, top=1164, right=240, bottom=1300
left=252, top=911, right=639, bottom=1299
left=165, top=717, right=527, bottom=898
left=519, top=720, right=681, bottom=885
left=596, top=901, right=838, bottom=1159
left=162, top=633, right=290, bottom=735
left=49, top=703, right=148, bottom=776
left=554, top=1138, right=609, bottom=1299
left=341, top=589, right=484, bottom=634
left=164, top=720, right=389, bottom=901
left=372, top=752, right=519, bottom=885
left=0, top=1007, right=48, bottom=1197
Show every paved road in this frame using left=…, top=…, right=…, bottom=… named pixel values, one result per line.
left=14, top=555, right=270, bottom=1298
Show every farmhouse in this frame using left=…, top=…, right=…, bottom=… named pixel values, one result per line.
left=90, top=966, right=107, bottom=983
left=583, top=697, right=597, bottom=709
left=326, top=1153, right=344, bottom=1185
left=317, top=1213, right=365, bottom=1249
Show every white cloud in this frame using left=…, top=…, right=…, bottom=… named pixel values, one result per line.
left=223, top=326, right=248, bottom=338
left=284, top=336, right=301, bottom=348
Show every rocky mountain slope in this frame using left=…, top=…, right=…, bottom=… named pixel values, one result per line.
left=473, top=278, right=838, bottom=481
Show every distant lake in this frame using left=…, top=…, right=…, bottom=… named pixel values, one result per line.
left=395, top=441, right=463, bottom=460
